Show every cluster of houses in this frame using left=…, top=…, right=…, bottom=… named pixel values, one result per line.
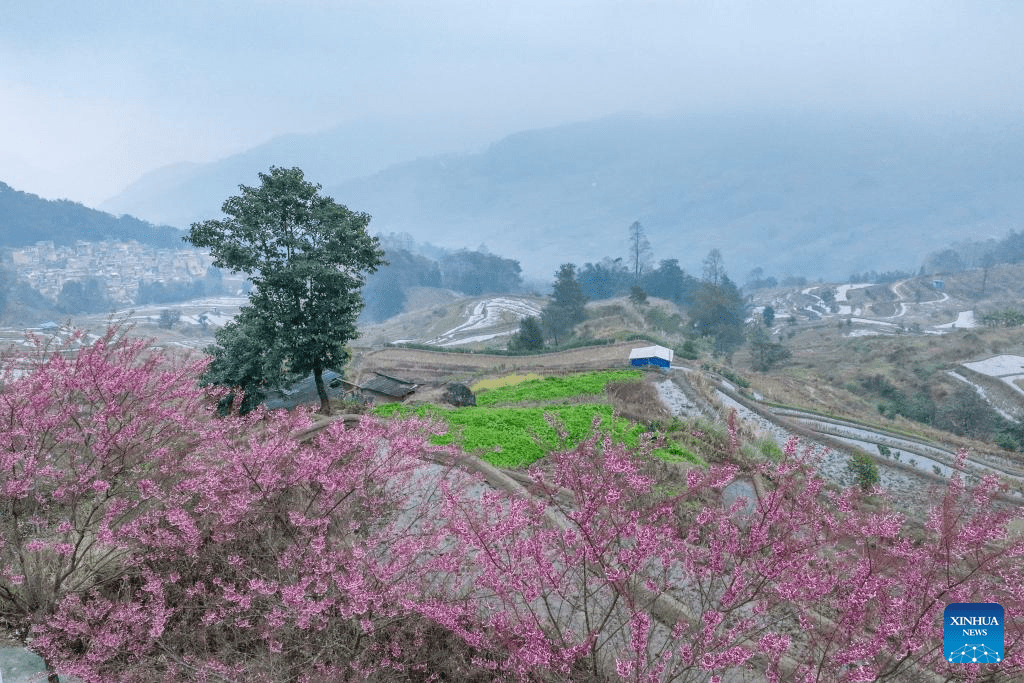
left=8, top=239, right=215, bottom=304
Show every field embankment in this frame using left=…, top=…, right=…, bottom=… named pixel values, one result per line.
left=350, top=340, right=659, bottom=385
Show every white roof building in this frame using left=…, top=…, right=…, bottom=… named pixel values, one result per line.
left=629, top=345, right=674, bottom=367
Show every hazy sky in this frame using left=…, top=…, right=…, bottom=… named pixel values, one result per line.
left=2, top=0, right=1022, bottom=205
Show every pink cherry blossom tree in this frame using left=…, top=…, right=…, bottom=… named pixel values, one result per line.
left=0, top=327, right=499, bottom=682
left=0, top=327, right=225, bottom=681
left=436, top=431, right=1024, bottom=682
left=3, top=326, right=1023, bottom=682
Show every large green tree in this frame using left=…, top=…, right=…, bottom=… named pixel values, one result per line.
left=186, top=166, right=385, bottom=414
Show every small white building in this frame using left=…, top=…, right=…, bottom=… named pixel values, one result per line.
left=629, top=345, right=674, bottom=369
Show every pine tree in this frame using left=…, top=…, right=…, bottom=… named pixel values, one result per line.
left=541, top=263, right=586, bottom=345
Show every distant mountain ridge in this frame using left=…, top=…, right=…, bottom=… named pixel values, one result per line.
left=326, top=112, right=1024, bottom=280
left=103, top=111, right=1024, bottom=281
left=101, top=115, right=505, bottom=229
left=0, top=181, right=182, bottom=249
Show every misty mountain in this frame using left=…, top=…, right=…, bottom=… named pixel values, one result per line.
left=101, top=111, right=1024, bottom=283
left=0, top=181, right=181, bottom=249
left=325, top=112, right=1024, bottom=281
left=101, top=115, right=504, bottom=229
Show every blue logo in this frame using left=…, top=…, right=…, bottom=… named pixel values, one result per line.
left=944, top=603, right=1004, bottom=664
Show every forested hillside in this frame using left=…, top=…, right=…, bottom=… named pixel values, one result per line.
left=0, top=182, right=182, bottom=248
left=360, top=244, right=524, bottom=322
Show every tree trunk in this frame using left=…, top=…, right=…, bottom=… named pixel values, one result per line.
left=313, top=362, right=331, bottom=415
left=45, top=657, right=60, bottom=683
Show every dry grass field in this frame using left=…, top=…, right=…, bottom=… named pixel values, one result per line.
left=348, top=340, right=667, bottom=386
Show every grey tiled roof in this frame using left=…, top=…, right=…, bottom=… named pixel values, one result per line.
left=265, top=370, right=346, bottom=409
left=359, top=372, right=417, bottom=398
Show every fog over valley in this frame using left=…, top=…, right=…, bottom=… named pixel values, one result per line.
left=5, top=2, right=1024, bottom=281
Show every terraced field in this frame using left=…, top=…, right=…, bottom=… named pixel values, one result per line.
left=372, top=370, right=704, bottom=469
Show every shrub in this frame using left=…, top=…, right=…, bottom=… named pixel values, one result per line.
left=760, top=439, right=784, bottom=461
left=2, top=325, right=507, bottom=681
left=848, top=452, right=880, bottom=491
left=676, top=339, right=699, bottom=360
left=440, top=439, right=1024, bottom=681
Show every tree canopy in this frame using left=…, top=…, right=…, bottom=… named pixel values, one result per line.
left=577, top=258, right=630, bottom=300
left=508, top=315, right=544, bottom=352
left=689, top=250, right=746, bottom=356
left=55, top=277, right=111, bottom=314
left=0, top=181, right=182, bottom=249
left=440, top=250, right=522, bottom=295
left=577, top=258, right=697, bottom=306
left=186, top=166, right=385, bottom=413
left=541, top=263, right=587, bottom=344
left=359, top=247, right=442, bottom=322
left=702, top=248, right=726, bottom=286
left=748, top=323, right=791, bottom=371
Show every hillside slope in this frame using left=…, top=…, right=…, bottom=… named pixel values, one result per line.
left=0, top=182, right=181, bottom=248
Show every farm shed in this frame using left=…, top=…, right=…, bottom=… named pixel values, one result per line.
left=265, top=370, right=352, bottom=410
left=358, top=372, right=418, bottom=403
left=629, top=345, right=674, bottom=369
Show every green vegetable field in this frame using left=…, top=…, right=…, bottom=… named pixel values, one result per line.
left=372, top=370, right=704, bottom=469
left=474, top=369, right=644, bottom=406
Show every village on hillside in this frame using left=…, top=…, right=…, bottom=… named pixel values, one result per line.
left=6, top=240, right=235, bottom=304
